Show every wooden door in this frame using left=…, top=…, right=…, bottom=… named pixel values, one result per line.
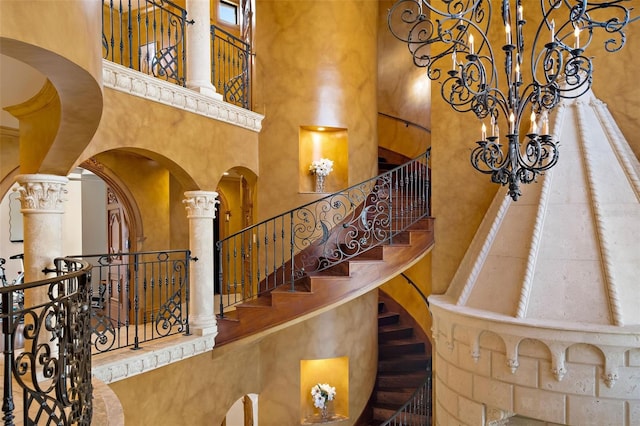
left=106, top=186, right=130, bottom=324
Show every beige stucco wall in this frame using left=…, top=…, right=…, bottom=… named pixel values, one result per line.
left=82, top=88, right=260, bottom=192
left=108, top=290, right=378, bottom=425
left=591, top=21, right=640, bottom=160
left=0, top=0, right=103, bottom=175
left=378, top=0, right=431, bottom=160
left=253, top=0, right=379, bottom=221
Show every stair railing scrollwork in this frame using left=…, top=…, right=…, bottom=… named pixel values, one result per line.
left=216, top=149, right=431, bottom=318
left=1, top=257, right=93, bottom=425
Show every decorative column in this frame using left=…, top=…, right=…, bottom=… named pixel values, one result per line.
left=183, top=190, right=220, bottom=335
left=14, top=174, right=68, bottom=361
left=15, top=174, right=68, bottom=303
left=185, top=0, right=221, bottom=99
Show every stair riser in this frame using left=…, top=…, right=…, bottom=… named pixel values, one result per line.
left=378, top=360, right=430, bottom=372
left=375, top=391, right=415, bottom=405
left=379, top=342, right=425, bottom=356
left=378, top=328, right=414, bottom=341
left=377, top=314, right=400, bottom=326
left=376, top=375, right=427, bottom=388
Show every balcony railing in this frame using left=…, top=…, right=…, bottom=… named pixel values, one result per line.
left=216, top=150, right=431, bottom=317
left=211, top=24, right=251, bottom=109
left=102, top=0, right=190, bottom=86
left=1, top=258, right=93, bottom=425
left=74, top=250, right=191, bottom=354
left=101, top=2, right=254, bottom=110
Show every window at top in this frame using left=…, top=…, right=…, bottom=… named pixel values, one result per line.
left=219, top=0, right=239, bottom=26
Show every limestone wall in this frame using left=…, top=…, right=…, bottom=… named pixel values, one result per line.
left=431, top=299, right=640, bottom=426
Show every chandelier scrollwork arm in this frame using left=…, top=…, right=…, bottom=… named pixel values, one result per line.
left=389, top=0, right=637, bottom=200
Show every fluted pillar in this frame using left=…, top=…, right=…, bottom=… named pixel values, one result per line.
left=185, top=0, right=220, bottom=99
left=183, top=190, right=219, bottom=335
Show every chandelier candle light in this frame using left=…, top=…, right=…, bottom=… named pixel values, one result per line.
left=309, top=158, right=334, bottom=193
left=388, top=0, right=637, bottom=200
left=311, top=383, right=336, bottom=420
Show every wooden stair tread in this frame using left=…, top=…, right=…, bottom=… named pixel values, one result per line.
left=236, top=294, right=272, bottom=308
left=366, top=292, right=432, bottom=425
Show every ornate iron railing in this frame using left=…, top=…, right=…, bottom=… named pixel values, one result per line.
left=1, top=257, right=93, bottom=425
left=380, top=373, right=432, bottom=426
left=216, top=150, right=431, bottom=317
left=73, top=250, right=191, bottom=354
left=102, top=0, right=191, bottom=86
left=211, top=24, right=251, bottom=109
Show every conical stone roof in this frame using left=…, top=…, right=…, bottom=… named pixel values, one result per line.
left=438, top=90, right=640, bottom=327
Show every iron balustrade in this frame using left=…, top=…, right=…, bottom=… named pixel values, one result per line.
left=1, top=258, right=93, bottom=425
left=380, top=373, right=432, bottom=426
left=102, top=0, right=191, bottom=86
left=101, top=2, right=255, bottom=109
left=211, top=24, right=251, bottom=109
left=216, top=150, right=431, bottom=318
left=73, top=250, right=191, bottom=354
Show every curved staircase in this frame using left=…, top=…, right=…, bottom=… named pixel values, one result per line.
left=215, top=151, right=433, bottom=346
left=369, top=291, right=432, bottom=425
left=215, top=219, right=434, bottom=345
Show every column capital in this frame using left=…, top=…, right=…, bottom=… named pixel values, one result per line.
left=15, top=174, right=69, bottom=214
left=183, top=190, right=220, bottom=219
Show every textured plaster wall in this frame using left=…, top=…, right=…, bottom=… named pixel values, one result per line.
left=82, top=88, right=260, bottom=192
left=591, top=21, right=640, bottom=160
left=253, top=0, right=379, bottom=221
left=378, top=0, right=431, bottom=160
left=108, top=291, right=378, bottom=425
left=0, top=0, right=103, bottom=175
left=94, top=151, right=172, bottom=252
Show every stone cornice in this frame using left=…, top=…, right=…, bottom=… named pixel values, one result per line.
left=102, top=60, right=263, bottom=133
left=92, top=334, right=216, bottom=384
left=430, top=295, right=640, bottom=387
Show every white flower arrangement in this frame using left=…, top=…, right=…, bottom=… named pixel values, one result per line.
left=309, top=158, right=334, bottom=177
left=310, top=383, right=336, bottom=409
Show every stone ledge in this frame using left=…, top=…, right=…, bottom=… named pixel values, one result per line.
left=102, top=60, right=263, bottom=132
left=92, top=333, right=216, bottom=384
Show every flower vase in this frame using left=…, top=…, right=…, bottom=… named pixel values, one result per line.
left=320, top=405, right=329, bottom=421
left=315, top=174, right=325, bottom=193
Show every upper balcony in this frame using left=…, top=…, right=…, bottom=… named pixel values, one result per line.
left=102, top=0, right=251, bottom=110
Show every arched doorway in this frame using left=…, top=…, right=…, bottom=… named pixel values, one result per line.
left=222, top=394, right=258, bottom=426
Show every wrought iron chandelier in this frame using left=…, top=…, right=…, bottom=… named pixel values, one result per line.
left=388, top=0, right=637, bottom=200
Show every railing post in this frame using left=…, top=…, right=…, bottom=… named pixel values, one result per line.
left=133, top=252, right=140, bottom=350
left=216, top=241, right=224, bottom=317
left=1, top=291, right=14, bottom=426
left=290, top=211, right=295, bottom=292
